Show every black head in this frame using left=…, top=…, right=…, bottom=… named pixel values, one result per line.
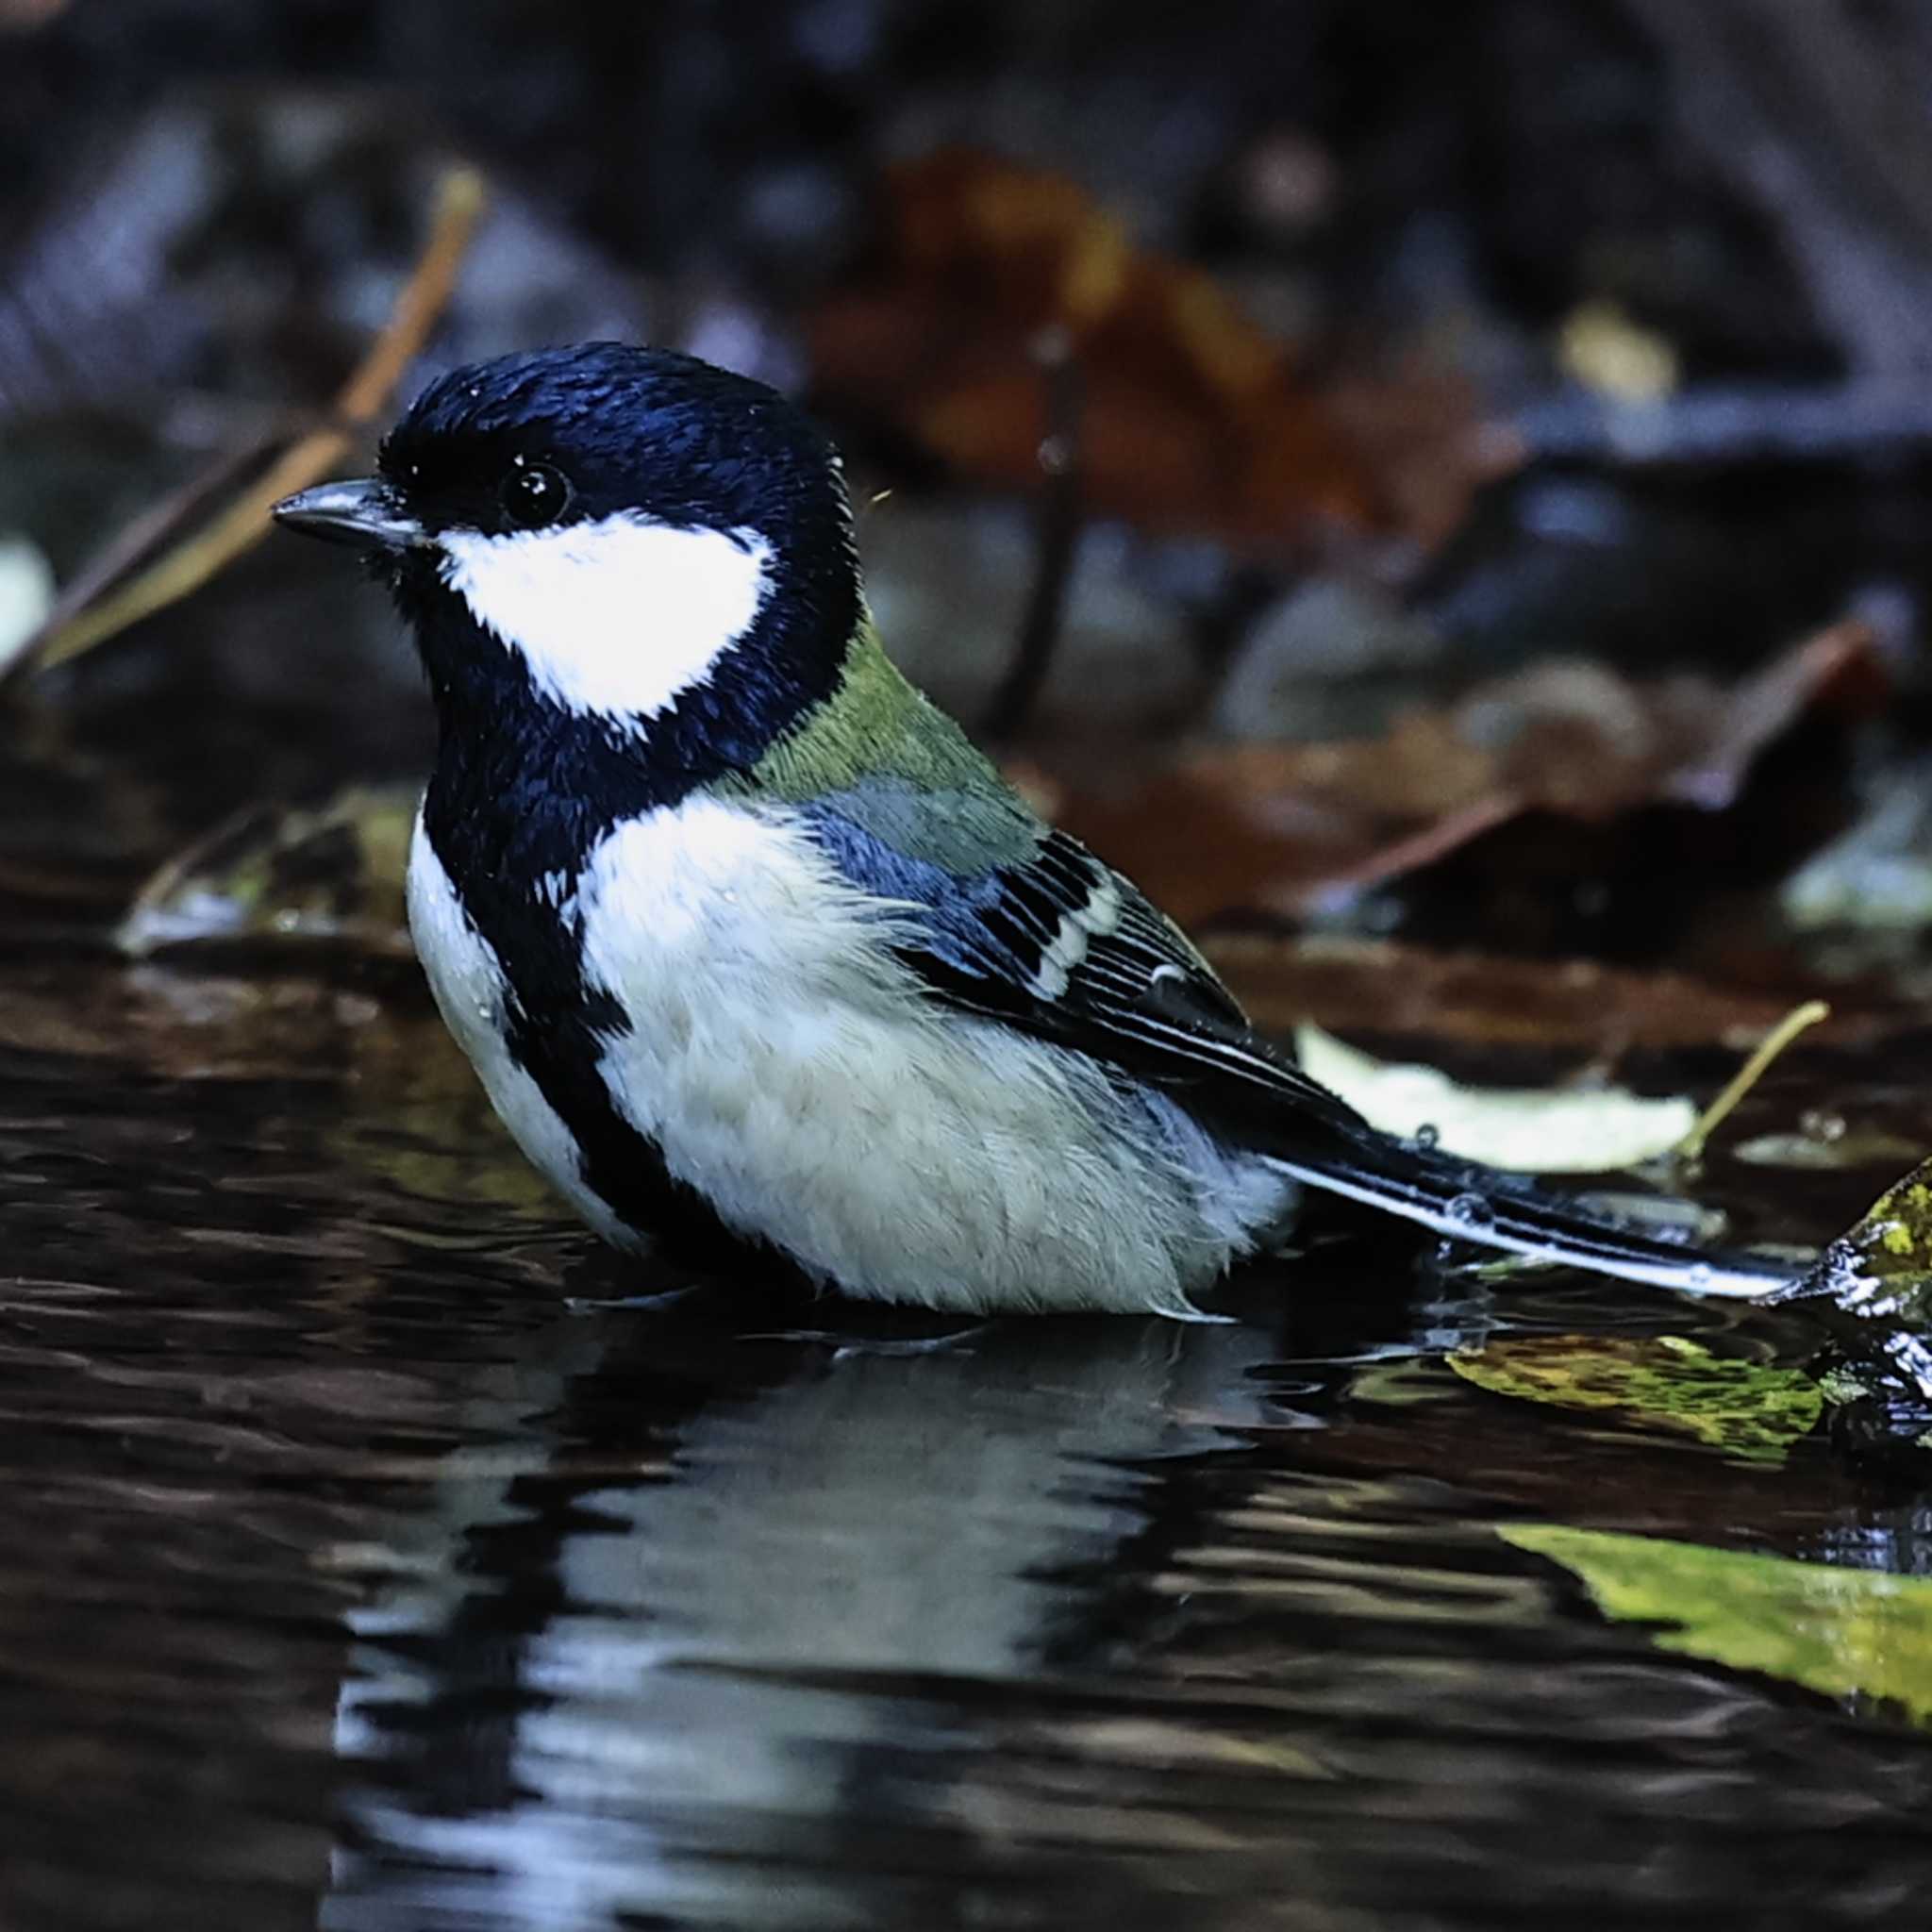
left=274, top=342, right=862, bottom=788
left=376, top=342, right=849, bottom=555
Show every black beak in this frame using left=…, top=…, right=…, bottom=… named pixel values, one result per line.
left=272, top=478, right=425, bottom=553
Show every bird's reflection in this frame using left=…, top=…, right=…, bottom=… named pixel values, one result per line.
left=324, top=1294, right=1288, bottom=1929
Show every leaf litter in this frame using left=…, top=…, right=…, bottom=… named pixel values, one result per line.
left=1046, top=617, right=1884, bottom=925
left=808, top=147, right=1503, bottom=548
left=117, top=783, right=416, bottom=958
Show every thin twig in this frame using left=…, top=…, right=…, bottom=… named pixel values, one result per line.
left=1287, top=791, right=1526, bottom=918
left=17, top=423, right=293, bottom=656
left=1674, top=998, right=1832, bottom=1164
left=983, top=325, right=1085, bottom=744
left=23, top=162, right=487, bottom=677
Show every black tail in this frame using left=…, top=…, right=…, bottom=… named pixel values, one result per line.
left=1267, top=1120, right=1802, bottom=1298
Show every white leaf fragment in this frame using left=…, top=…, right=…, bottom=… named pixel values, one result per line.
left=1294, top=1023, right=1695, bottom=1174
left=0, top=534, right=56, bottom=677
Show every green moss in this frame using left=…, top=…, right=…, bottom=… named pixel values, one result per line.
left=1448, top=1333, right=1823, bottom=1464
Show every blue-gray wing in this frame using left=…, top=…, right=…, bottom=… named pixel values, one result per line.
left=797, top=798, right=1804, bottom=1297
left=799, top=803, right=1370, bottom=1141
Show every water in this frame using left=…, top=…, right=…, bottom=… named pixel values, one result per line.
left=5, top=947, right=1932, bottom=1931
left=7, top=672, right=1932, bottom=1928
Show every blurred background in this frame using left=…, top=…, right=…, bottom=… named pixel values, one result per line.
left=14, top=11, right=1932, bottom=1932
left=6, top=0, right=1932, bottom=990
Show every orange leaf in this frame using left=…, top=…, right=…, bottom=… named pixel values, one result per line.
left=811, top=147, right=1409, bottom=543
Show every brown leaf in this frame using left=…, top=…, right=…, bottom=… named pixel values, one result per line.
left=1206, top=933, right=1897, bottom=1054
left=1660, top=619, right=1887, bottom=811
left=811, top=148, right=1489, bottom=543
left=1052, top=618, right=1883, bottom=923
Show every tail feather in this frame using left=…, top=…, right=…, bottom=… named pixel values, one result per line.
left=1269, top=1124, right=1800, bottom=1299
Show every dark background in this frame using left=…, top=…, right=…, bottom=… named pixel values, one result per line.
left=8, top=10, right=1932, bottom=1930
left=9, top=0, right=1932, bottom=970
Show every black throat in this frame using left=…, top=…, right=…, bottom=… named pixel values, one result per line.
left=397, top=553, right=857, bottom=1266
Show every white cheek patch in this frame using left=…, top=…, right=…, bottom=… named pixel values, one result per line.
left=439, top=512, right=773, bottom=724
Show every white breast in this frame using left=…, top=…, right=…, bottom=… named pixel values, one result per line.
left=568, top=796, right=1294, bottom=1314
left=404, top=812, right=641, bottom=1251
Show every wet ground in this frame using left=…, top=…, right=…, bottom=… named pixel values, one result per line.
left=5, top=657, right=1932, bottom=1931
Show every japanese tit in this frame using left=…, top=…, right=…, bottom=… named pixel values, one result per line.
left=275, top=343, right=1790, bottom=1316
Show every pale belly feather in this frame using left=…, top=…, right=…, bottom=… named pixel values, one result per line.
left=407, top=796, right=1291, bottom=1313
left=569, top=797, right=1293, bottom=1314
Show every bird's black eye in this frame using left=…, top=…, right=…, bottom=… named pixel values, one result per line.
left=499, top=459, right=574, bottom=530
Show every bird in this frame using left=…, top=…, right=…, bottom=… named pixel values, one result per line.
left=274, top=341, right=1794, bottom=1317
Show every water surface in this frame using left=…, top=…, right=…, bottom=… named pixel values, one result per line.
left=4, top=691, right=1932, bottom=1930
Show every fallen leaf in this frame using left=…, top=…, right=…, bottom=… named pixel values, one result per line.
left=810, top=148, right=1498, bottom=545
left=1732, top=1127, right=1925, bottom=1172
left=0, top=534, right=55, bottom=675
left=117, top=783, right=416, bottom=958
left=1057, top=618, right=1882, bottom=924
left=1770, top=1158, right=1932, bottom=1462
left=1801, top=1157, right=1932, bottom=1325
left=1294, top=1022, right=1694, bottom=1171
left=1504, top=1524, right=1932, bottom=1722
left=1210, top=933, right=1899, bottom=1053
left=1450, top=1335, right=1822, bottom=1464
left=1557, top=298, right=1681, bottom=404
left=1660, top=620, right=1886, bottom=813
